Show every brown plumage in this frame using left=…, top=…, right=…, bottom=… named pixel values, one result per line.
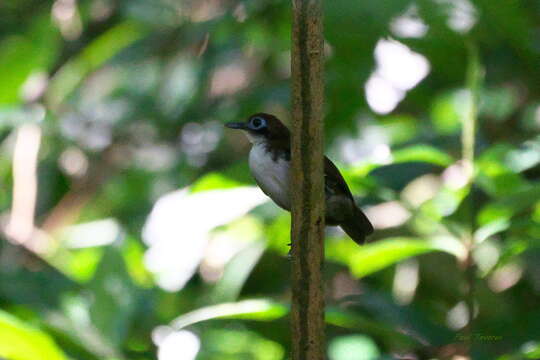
left=226, top=113, right=373, bottom=244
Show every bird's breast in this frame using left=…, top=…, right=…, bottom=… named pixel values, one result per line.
left=249, top=144, right=291, bottom=210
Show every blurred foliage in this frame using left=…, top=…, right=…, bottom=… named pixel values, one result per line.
left=1, top=0, right=540, bottom=359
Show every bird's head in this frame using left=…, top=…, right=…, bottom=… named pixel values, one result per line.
left=225, top=113, right=290, bottom=144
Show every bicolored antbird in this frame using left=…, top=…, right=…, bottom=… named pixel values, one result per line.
left=226, top=113, right=373, bottom=244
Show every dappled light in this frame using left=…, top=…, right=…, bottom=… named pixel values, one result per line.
left=155, top=329, right=200, bottom=360
left=5, top=124, right=42, bottom=249
left=365, top=39, right=430, bottom=114
left=446, top=301, right=470, bottom=330
left=390, top=6, right=428, bottom=39
left=392, top=259, right=419, bottom=305
left=142, top=187, right=266, bottom=291
left=443, top=0, right=477, bottom=34
left=366, top=201, right=410, bottom=229
left=1, top=0, right=539, bottom=359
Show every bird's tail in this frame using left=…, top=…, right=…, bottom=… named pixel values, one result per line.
left=340, top=205, right=374, bottom=245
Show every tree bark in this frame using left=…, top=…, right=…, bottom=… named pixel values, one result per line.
left=290, top=0, right=325, bottom=359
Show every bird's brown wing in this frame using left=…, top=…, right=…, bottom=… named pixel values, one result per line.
left=324, top=156, right=374, bottom=243
left=324, top=156, right=354, bottom=201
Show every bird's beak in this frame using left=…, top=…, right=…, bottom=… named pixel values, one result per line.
left=225, top=122, right=247, bottom=130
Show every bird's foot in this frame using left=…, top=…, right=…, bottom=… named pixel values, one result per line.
left=287, top=242, right=292, bottom=261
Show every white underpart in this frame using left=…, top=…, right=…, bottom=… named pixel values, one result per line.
left=248, top=142, right=291, bottom=210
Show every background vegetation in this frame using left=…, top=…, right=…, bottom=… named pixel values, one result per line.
left=1, top=0, right=540, bottom=359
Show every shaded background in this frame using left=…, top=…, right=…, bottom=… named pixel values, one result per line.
left=1, top=0, right=540, bottom=359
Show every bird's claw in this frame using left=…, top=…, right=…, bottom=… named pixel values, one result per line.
left=286, top=242, right=293, bottom=261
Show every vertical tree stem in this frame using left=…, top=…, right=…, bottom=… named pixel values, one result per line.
left=463, top=42, right=480, bottom=168
left=290, top=0, right=325, bottom=359
left=462, top=41, right=483, bottom=349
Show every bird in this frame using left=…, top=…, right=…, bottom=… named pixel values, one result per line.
left=225, top=113, right=373, bottom=244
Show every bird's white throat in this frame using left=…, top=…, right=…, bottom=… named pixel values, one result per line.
left=248, top=143, right=291, bottom=210
left=244, top=131, right=264, bottom=144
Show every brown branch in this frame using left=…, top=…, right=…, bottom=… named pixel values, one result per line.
left=290, top=0, right=325, bottom=359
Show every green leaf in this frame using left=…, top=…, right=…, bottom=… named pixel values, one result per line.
left=122, top=236, right=154, bottom=288
left=63, top=247, right=104, bottom=283
left=46, top=21, right=146, bottom=108
left=53, top=294, right=122, bottom=359
left=202, top=329, right=284, bottom=360
left=523, top=341, right=540, bottom=359
left=191, top=172, right=244, bottom=193
left=88, top=247, right=139, bottom=347
left=266, top=214, right=292, bottom=255
left=341, top=290, right=456, bottom=346
left=392, top=145, right=454, bottom=167
left=430, top=89, right=468, bottom=134
left=474, top=219, right=510, bottom=244
left=476, top=144, right=529, bottom=197
left=171, top=299, right=288, bottom=330
left=328, top=335, right=380, bottom=360
left=191, top=162, right=253, bottom=193
left=0, top=310, right=67, bottom=360
left=208, top=242, right=266, bottom=304
left=326, top=237, right=359, bottom=265
left=479, top=87, right=519, bottom=121
left=380, top=115, right=419, bottom=145
left=478, top=185, right=540, bottom=225
left=0, top=16, right=59, bottom=105
left=325, top=308, right=416, bottom=347
left=349, top=238, right=444, bottom=277
left=0, top=37, right=35, bottom=105
left=172, top=300, right=444, bottom=349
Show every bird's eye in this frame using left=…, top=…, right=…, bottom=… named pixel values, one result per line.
left=250, top=116, right=266, bottom=130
